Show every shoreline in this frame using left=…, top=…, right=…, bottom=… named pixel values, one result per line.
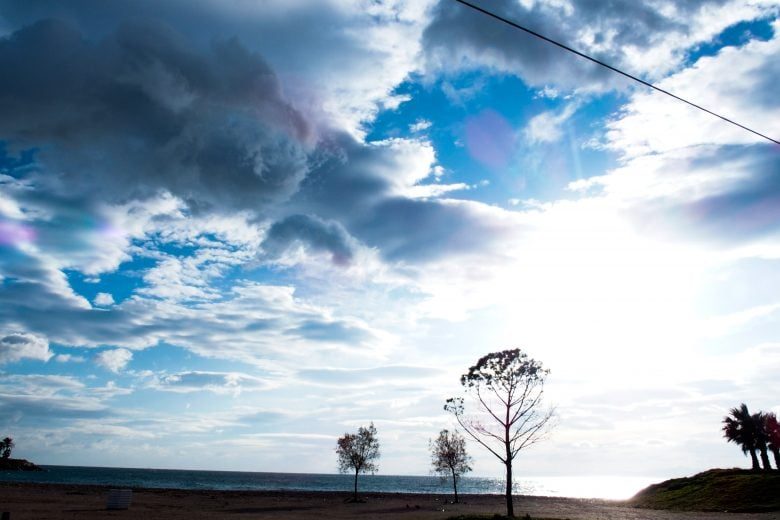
left=0, top=465, right=661, bottom=499
left=2, top=481, right=777, bottom=519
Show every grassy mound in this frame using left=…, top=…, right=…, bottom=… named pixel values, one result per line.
left=630, top=468, right=780, bottom=512
left=0, top=458, right=43, bottom=471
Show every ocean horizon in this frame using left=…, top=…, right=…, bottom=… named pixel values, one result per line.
left=0, top=465, right=659, bottom=500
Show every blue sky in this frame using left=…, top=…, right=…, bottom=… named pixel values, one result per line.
left=1, top=0, right=779, bottom=480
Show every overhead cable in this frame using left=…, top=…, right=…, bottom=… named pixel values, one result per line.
left=454, top=0, right=779, bottom=146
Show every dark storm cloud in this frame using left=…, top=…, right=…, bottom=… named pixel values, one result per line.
left=262, top=214, right=356, bottom=266
left=423, top=0, right=731, bottom=89
left=354, top=197, right=509, bottom=262
left=0, top=18, right=313, bottom=212
left=291, top=134, right=513, bottom=263
left=0, top=15, right=512, bottom=267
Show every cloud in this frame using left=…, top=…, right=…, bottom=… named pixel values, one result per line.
left=422, top=0, right=776, bottom=90
left=297, top=365, right=442, bottom=387
left=93, top=293, right=115, bottom=307
left=409, top=119, right=432, bottom=132
left=154, top=371, right=270, bottom=394
left=606, top=22, right=780, bottom=156
left=54, top=353, right=86, bottom=363
left=291, top=319, right=374, bottom=344
left=289, top=133, right=516, bottom=264
left=0, top=19, right=314, bottom=214
left=94, top=348, right=133, bottom=373
left=524, top=102, right=580, bottom=144
left=0, top=374, right=112, bottom=425
left=261, top=214, right=358, bottom=266
left=561, top=23, right=780, bottom=248
left=0, top=0, right=435, bottom=135
left=0, top=332, right=51, bottom=364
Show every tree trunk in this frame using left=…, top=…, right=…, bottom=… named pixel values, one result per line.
left=772, top=447, right=780, bottom=471
left=505, top=459, right=513, bottom=518
left=505, top=403, right=514, bottom=518
left=749, top=449, right=760, bottom=470
left=759, top=447, right=772, bottom=471
left=451, top=467, right=459, bottom=503
left=353, top=468, right=359, bottom=501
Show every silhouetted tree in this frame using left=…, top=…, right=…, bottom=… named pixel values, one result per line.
left=336, top=423, right=380, bottom=501
left=445, top=348, right=555, bottom=518
left=753, top=412, right=773, bottom=471
left=723, top=404, right=760, bottom=470
left=0, top=437, right=13, bottom=459
left=430, top=429, right=472, bottom=503
left=761, top=412, right=780, bottom=471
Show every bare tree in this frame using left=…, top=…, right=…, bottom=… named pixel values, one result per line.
left=336, top=422, right=380, bottom=502
left=430, top=428, right=472, bottom=503
left=445, top=348, right=555, bottom=518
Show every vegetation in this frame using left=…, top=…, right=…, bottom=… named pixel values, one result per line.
left=445, top=349, right=555, bottom=518
left=431, top=428, right=472, bottom=503
left=631, top=468, right=780, bottom=512
left=336, top=422, right=380, bottom=502
left=764, top=412, right=780, bottom=469
left=0, top=437, right=13, bottom=459
left=722, top=404, right=780, bottom=471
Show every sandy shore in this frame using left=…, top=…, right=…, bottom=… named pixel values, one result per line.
left=1, top=482, right=777, bottom=519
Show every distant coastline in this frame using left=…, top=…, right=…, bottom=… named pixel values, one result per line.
left=0, top=458, right=43, bottom=472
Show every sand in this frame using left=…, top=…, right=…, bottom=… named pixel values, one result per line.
left=1, top=482, right=777, bottom=519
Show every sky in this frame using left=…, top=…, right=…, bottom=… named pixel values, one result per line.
left=0, top=0, right=779, bottom=481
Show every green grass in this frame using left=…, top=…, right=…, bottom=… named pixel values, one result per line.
left=630, top=468, right=780, bottom=512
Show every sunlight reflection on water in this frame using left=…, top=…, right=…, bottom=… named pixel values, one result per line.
left=514, top=475, right=660, bottom=500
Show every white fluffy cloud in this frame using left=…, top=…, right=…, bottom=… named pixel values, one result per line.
left=93, top=293, right=115, bottom=307
left=94, top=348, right=133, bottom=373
left=524, top=102, right=580, bottom=144
left=0, top=332, right=52, bottom=364
left=606, top=20, right=780, bottom=157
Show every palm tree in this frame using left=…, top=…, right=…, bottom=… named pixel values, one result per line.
left=763, top=412, right=780, bottom=471
left=753, top=413, right=772, bottom=471
left=722, top=404, right=760, bottom=470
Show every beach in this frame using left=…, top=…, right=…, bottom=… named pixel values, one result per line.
left=1, top=482, right=777, bottom=520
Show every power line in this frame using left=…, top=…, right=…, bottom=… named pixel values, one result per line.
left=453, top=0, right=780, bottom=146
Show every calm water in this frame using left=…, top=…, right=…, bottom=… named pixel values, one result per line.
left=0, top=465, right=656, bottom=500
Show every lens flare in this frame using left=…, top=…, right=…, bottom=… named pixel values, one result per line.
left=0, top=219, right=36, bottom=246
left=465, top=109, right=515, bottom=168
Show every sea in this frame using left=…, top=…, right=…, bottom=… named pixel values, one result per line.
left=0, top=466, right=657, bottom=500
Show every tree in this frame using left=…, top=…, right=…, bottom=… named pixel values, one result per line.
left=430, top=429, right=472, bottom=503
left=336, top=422, right=380, bottom=502
left=723, top=404, right=761, bottom=470
left=752, top=412, right=772, bottom=471
left=0, top=437, right=13, bottom=459
left=761, top=412, right=780, bottom=471
left=445, top=348, right=555, bottom=518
